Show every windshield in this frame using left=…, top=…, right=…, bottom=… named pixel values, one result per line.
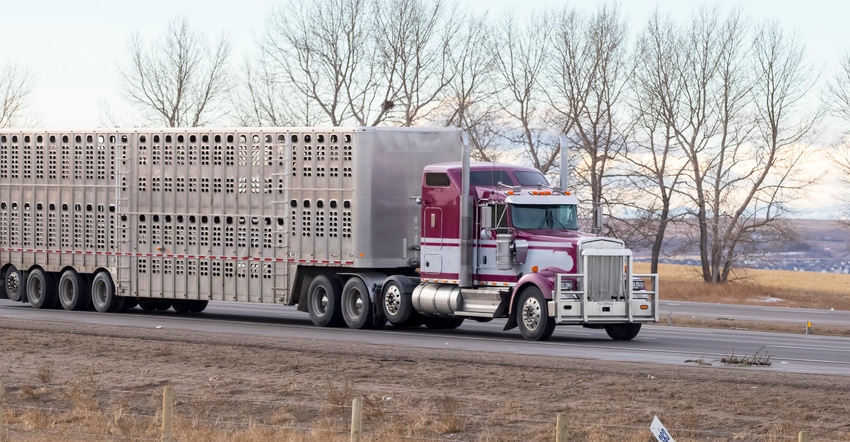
left=511, top=204, right=579, bottom=230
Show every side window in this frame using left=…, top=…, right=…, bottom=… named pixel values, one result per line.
left=493, top=204, right=509, bottom=230
left=425, top=172, right=450, bottom=187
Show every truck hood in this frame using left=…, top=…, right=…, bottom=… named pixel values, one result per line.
left=514, top=229, right=593, bottom=244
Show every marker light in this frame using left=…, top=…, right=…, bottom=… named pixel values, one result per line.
left=531, top=265, right=539, bottom=273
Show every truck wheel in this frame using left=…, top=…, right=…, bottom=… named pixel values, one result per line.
left=91, top=272, right=124, bottom=313
left=188, top=300, right=208, bottom=313
left=58, top=269, right=90, bottom=311
left=308, top=275, right=343, bottom=327
left=27, top=269, right=57, bottom=309
left=517, top=287, right=555, bottom=341
left=423, top=316, right=465, bottom=330
left=605, top=324, right=641, bottom=341
left=381, top=276, right=415, bottom=325
left=341, top=277, right=375, bottom=329
left=4, top=265, right=25, bottom=302
left=171, top=300, right=191, bottom=314
left=121, top=297, right=139, bottom=311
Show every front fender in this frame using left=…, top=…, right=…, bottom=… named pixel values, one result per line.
left=503, top=267, right=566, bottom=331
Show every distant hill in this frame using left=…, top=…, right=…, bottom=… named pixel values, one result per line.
left=633, top=219, right=850, bottom=274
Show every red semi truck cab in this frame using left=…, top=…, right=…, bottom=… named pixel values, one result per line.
left=415, top=162, right=658, bottom=341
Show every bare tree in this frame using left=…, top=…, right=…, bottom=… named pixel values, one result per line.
left=493, top=10, right=556, bottom=172
left=653, top=7, right=817, bottom=283
left=619, top=11, right=688, bottom=273
left=0, top=63, right=33, bottom=128
left=708, top=20, right=818, bottom=281
left=827, top=52, right=850, bottom=224
left=428, top=11, right=503, bottom=161
left=549, top=5, right=632, bottom=229
left=233, top=56, right=311, bottom=127
left=374, top=0, right=456, bottom=126
left=121, top=17, right=231, bottom=127
left=260, top=0, right=381, bottom=126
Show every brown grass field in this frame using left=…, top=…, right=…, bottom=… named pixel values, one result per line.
left=635, top=263, right=850, bottom=311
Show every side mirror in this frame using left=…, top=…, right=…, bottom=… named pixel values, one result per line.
left=479, top=205, right=492, bottom=228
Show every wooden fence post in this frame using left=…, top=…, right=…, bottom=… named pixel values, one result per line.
left=798, top=431, right=811, bottom=442
left=162, top=385, right=174, bottom=442
left=1, top=378, right=5, bottom=442
left=350, top=397, right=363, bottom=442
left=555, top=412, right=568, bottom=442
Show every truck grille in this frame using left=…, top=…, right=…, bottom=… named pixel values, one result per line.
left=586, top=254, right=625, bottom=301
left=580, top=238, right=626, bottom=302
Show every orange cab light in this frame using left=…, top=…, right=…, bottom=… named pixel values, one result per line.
left=564, top=191, right=571, bottom=195
left=531, top=265, right=539, bottom=273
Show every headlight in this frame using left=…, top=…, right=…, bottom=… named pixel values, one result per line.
left=632, top=278, right=646, bottom=291
left=560, top=279, right=575, bottom=291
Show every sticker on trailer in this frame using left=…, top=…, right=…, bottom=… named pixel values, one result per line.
left=650, top=416, right=675, bottom=442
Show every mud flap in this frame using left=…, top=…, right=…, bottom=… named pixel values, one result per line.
left=501, top=290, right=517, bottom=330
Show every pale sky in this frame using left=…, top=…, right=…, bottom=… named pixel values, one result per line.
left=2, top=0, right=847, bottom=217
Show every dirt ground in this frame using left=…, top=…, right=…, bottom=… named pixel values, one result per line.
left=1, top=318, right=849, bottom=442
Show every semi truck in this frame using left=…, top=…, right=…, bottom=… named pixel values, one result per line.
left=0, top=126, right=657, bottom=341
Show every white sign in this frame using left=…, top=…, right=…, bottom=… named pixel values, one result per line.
left=650, top=416, right=675, bottom=442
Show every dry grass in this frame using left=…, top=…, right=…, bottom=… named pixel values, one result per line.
left=663, top=316, right=850, bottom=336
left=635, top=262, right=850, bottom=310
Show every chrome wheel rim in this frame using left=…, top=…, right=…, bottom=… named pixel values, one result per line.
left=384, top=285, right=401, bottom=316
left=521, top=297, right=542, bottom=331
left=7, top=271, right=20, bottom=294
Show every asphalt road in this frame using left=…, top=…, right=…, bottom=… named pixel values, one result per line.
left=660, top=300, right=850, bottom=326
left=1, top=299, right=848, bottom=376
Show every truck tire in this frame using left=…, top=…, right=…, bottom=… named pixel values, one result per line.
left=381, top=276, right=415, bottom=325
left=27, top=269, right=57, bottom=309
left=605, top=323, right=641, bottom=341
left=171, top=300, right=191, bottom=313
left=4, top=265, right=25, bottom=302
left=517, top=286, right=555, bottom=341
left=188, top=300, right=208, bottom=313
left=58, top=269, right=90, bottom=311
left=91, top=272, right=124, bottom=313
left=341, top=277, right=376, bottom=329
left=308, top=275, right=343, bottom=327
